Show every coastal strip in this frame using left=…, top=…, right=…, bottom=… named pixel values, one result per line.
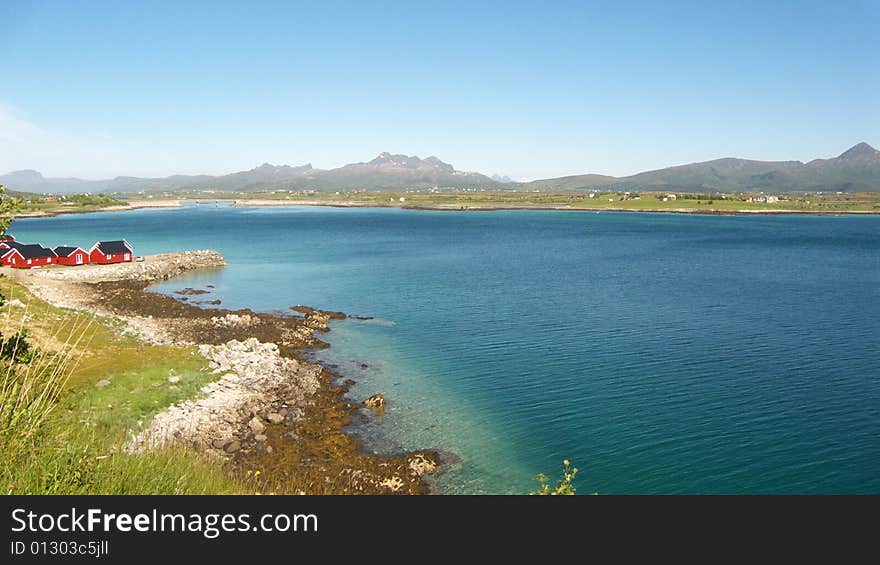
left=13, top=199, right=183, bottom=219
left=5, top=251, right=441, bottom=494
left=232, top=199, right=880, bottom=215
left=10, top=196, right=878, bottom=218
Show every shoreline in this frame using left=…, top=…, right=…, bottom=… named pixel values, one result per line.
left=13, top=199, right=183, bottom=218
left=5, top=252, right=441, bottom=494
left=233, top=199, right=880, bottom=215
left=11, top=197, right=879, bottom=218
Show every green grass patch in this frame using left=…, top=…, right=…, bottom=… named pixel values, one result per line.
left=0, top=276, right=248, bottom=495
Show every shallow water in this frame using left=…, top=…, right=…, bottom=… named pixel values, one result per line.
left=13, top=205, right=880, bottom=493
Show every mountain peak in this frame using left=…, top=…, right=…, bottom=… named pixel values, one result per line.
left=366, top=153, right=454, bottom=172
left=0, top=169, right=45, bottom=185
left=368, top=152, right=413, bottom=166
left=838, top=142, right=879, bottom=160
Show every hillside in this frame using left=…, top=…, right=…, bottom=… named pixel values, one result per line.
left=0, top=154, right=496, bottom=194
left=522, top=142, right=880, bottom=193
left=2, top=143, right=878, bottom=195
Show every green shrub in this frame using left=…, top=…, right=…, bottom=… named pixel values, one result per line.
left=0, top=329, right=35, bottom=363
left=531, top=459, right=579, bottom=495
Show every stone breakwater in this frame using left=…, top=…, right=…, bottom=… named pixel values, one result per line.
left=34, top=250, right=226, bottom=283
left=127, top=338, right=322, bottom=457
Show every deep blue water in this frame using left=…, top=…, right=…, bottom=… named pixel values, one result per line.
left=12, top=205, right=880, bottom=493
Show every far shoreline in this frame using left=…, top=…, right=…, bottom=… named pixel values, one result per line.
left=13, top=199, right=182, bottom=219
left=13, top=197, right=880, bottom=219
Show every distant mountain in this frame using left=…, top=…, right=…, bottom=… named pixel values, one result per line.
left=491, top=174, right=515, bottom=183
left=0, top=153, right=494, bottom=194
left=0, top=169, right=94, bottom=193
left=310, top=153, right=493, bottom=190
left=523, top=173, right=618, bottom=191
left=2, top=143, right=878, bottom=195
left=521, top=142, right=880, bottom=193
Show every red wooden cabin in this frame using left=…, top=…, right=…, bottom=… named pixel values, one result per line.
left=89, top=240, right=133, bottom=264
left=54, top=246, right=90, bottom=266
left=1, top=243, right=57, bottom=268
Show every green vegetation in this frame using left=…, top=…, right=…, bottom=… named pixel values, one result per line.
left=179, top=189, right=880, bottom=213
left=531, top=460, right=579, bottom=495
left=0, top=277, right=246, bottom=494
left=0, top=183, right=20, bottom=235
left=15, top=192, right=128, bottom=216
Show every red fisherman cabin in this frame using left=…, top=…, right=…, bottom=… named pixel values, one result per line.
left=54, top=246, right=90, bottom=266
left=89, top=240, right=134, bottom=264
left=1, top=243, right=57, bottom=268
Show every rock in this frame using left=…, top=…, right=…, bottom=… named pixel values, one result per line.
left=254, top=434, right=267, bottom=442
left=223, top=440, right=241, bottom=453
left=211, top=439, right=227, bottom=449
left=167, top=376, right=180, bottom=384
left=248, top=416, right=266, bottom=434
left=379, top=476, right=405, bottom=492
left=95, top=379, right=111, bottom=388
left=407, top=453, right=439, bottom=477
left=175, top=288, right=210, bottom=296
left=266, top=412, right=284, bottom=424
left=363, top=394, right=385, bottom=409
left=127, top=337, right=321, bottom=455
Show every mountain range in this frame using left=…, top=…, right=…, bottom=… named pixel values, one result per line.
left=2, top=143, right=878, bottom=195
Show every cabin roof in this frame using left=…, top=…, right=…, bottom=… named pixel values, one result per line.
left=4, top=243, right=56, bottom=259
left=92, top=240, right=133, bottom=255
left=54, top=246, right=85, bottom=257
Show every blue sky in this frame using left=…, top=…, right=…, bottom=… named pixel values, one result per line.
left=0, top=0, right=877, bottom=180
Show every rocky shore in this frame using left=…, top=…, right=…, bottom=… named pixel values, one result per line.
left=127, top=338, right=321, bottom=456
left=6, top=252, right=440, bottom=494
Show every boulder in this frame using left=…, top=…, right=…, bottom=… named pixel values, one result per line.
left=248, top=416, right=266, bottom=434
left=407, top=453, right=438, bottom=477
left=266, top=412, right=284, bottom=424
left=363, top=394, right=385, bottom=409
left=223, top=440, right=241, bottom=453
left=95, top=379, right=111, bottom=388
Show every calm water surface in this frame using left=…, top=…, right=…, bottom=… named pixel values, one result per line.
left=13, top=205, right=880, bottom=493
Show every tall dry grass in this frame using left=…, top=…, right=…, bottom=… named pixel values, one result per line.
left=0, top=297, right=94, bottom=452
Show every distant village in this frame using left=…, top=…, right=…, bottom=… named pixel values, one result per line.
left=0, top=235, right=135, bottom=269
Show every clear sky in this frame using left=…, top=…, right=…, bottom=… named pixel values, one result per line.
left=1, top=0, right=877, bottom=180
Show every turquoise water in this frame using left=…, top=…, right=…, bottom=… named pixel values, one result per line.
left=12, top=205, right=880, bottom=493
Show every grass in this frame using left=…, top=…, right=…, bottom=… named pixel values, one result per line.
left=0, top=276, right=249, bottom=495
left=15, top=194, right=129, bottom=216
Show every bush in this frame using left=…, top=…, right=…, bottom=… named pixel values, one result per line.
left=0, top=329, right=34, bottom=363
left=531, top=459, right=579, bottom=495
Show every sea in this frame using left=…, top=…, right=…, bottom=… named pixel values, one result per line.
left=11, top=203, right=880, bottom=494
